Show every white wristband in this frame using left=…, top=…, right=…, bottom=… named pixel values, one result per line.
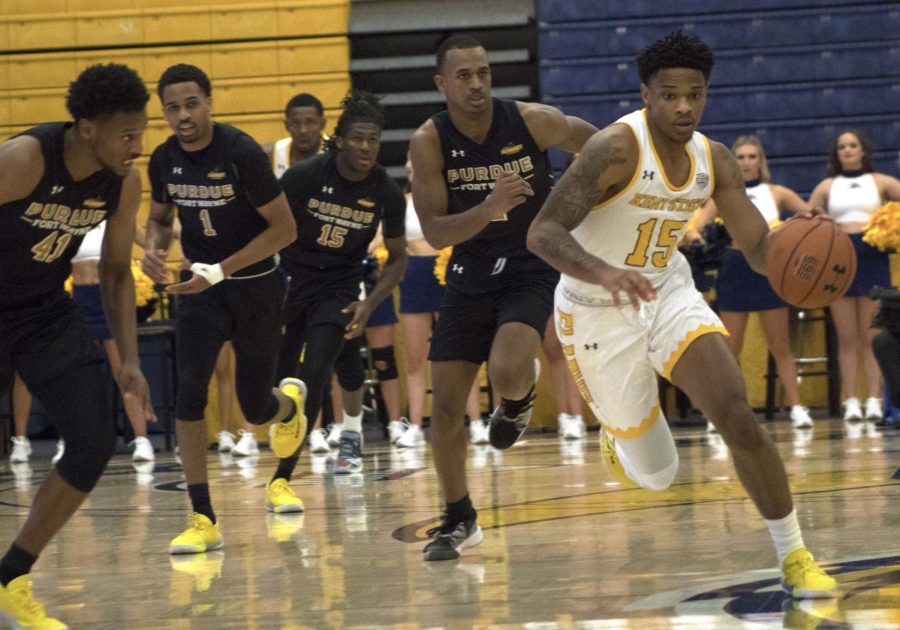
left=190, top=262, right=225, bottom=285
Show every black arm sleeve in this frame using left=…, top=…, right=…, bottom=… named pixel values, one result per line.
left=231, top=134, right=283, bottom=208
left=381, top=176, right=407, bottom=239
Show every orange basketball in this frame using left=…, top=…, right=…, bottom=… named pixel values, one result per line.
left=766, top=216, right=856, bottom=308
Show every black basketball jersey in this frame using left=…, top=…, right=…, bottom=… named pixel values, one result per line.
left=432, top=98, right=556, bottom=292
left=279, top=152, right=405, bottom=279
left=148, top=123, right=282, bottom=277
left=0, top=123, right=123, bottom=309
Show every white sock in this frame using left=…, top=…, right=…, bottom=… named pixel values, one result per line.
left=343, top=412, right=363, bottom=433
left=765, top=509, right=805, bottom=565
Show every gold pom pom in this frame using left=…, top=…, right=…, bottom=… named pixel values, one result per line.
left=372, top=244, right=389, bottom=269
left=433, top=247, right=452, bottom=285
left=863, top=201, right=900, bottom=252
left=131, top=259, right=157, bottom=307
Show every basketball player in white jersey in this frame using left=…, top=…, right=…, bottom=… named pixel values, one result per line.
left=263, top=93, right=328, bottom=177
left=527, top=32, right=836, bottom=599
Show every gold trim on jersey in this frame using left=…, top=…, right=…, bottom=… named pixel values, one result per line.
left=591, top=123, right=642, bottom=212
left=660, top=323, right=729, bottom=380
left=643, top=109, right=696, bottom=192
left=604, top=402, right=661, bottom=439
left=701, top=135, right=715, bottom=194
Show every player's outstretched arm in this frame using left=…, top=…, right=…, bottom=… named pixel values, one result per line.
left=709, top=141, right=769, bottom=274
left=527, top=126, right=655, bottom=309
left=343, top=234, right=408, bottom=339
left=519, top=101, right=598, bottom=154
left=409, top=122, right=532, bottom=249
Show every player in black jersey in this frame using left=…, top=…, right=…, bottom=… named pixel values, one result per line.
left=141, top=64, right=307, bottom=554
left=409, top=36, right=599, bottom=561
left=0, top=63, right=153, bottom=629
left=270, top=90, right=407, bottom=489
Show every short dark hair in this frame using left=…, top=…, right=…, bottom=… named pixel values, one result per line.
left=827, top=129, right=874, bottom=177
left=436, top=35, right=484, bottom=72
left=333, top=90, right=385, bottom=137
left=157, top=64, right=211, bottom=100
left=636, top=31, right=714, bottom=84
left=66, top=63, right=149, bottom=122
left=285, top=93, right=324, bottom=118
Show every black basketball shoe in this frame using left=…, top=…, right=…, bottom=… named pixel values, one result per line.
left=487, top=389, right=536, bottom=450
left=423, top=512, right=483, bottom=561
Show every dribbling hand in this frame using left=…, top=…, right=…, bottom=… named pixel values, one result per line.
left=483, top=171, right=534, bottom=220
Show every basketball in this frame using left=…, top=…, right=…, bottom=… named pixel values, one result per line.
left=766, top=215, right=856, bottom=308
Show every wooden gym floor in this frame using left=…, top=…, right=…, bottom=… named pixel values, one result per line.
left=0, top=415, right=898, bottom=629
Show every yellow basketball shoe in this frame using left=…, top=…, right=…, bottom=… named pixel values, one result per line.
left=169, top=513, right=224, bottom=555
left=0, top=575, right=67, bottom=629
left=266, top=478, right=305, bottom=513
left=600, top=428, right=636, bottom=487
left=781, top=548, right=838, bottom=598
left=271, top=378, right=308, bottom=458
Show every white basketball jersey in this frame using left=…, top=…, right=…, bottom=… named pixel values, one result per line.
left=272, top=137, right=293, bottom=178
left=272, top=135, right=330, bottom=179
left=562, top=109, right=714, bottom=300
left=745, top=182, right=780, bottom=226
left=828, top=173, right=881, bottom=225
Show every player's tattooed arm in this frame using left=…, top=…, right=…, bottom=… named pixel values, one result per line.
left=528, top=126, right=626, bottom=275
left=528, top=126, right=656, bottom=308
left=710, top=141, right=769, bottom=274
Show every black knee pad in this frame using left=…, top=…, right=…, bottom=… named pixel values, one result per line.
left=371, top=345, right=398, bottom=381
left=56, top=421, right=117, bottom=492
